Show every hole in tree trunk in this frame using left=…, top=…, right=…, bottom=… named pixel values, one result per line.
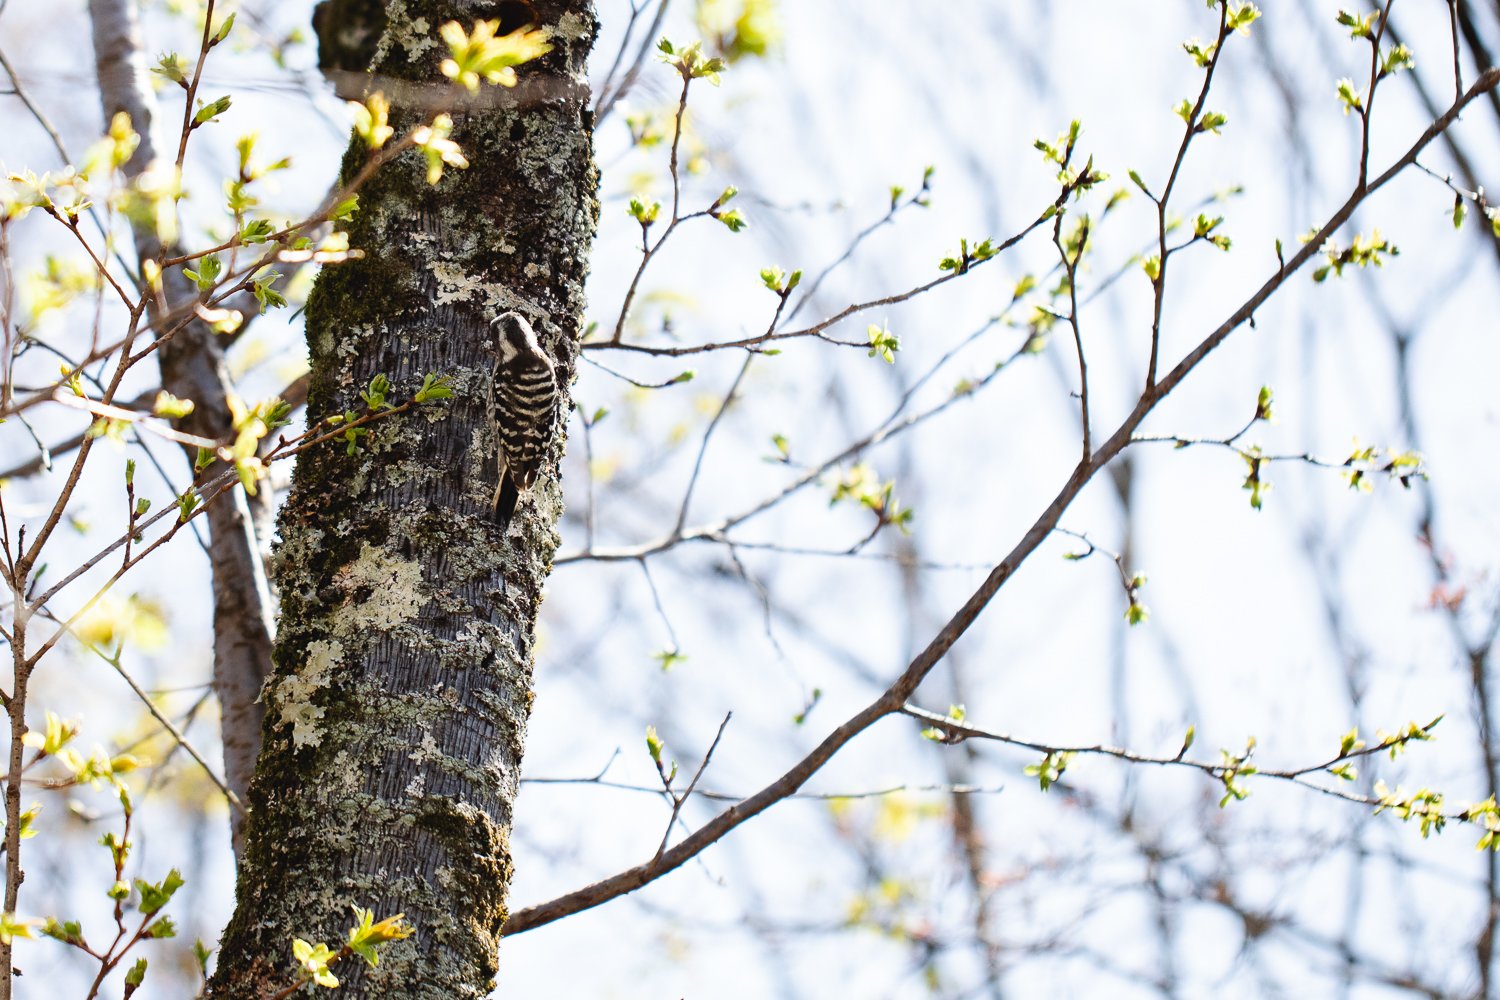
left=494, top=1, right=538, bottom=34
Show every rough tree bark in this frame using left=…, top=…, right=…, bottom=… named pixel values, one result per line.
left=208, top=1, right=598, bottom=995
left=89, top=0, right=273, bottom=855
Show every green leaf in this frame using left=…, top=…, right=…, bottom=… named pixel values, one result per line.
left=345, top=906, right=412, bottom=967
left=1241, top=447, right=1270, bottom=509
left=1024, top=751, right=1074, bottom=792
left=182, top=253, right=222, bottom=291
left=628, top=197, right=661, bottom=226
left=1336, top=9, right=1377, bottom=39
left=154, top=391, right=196, bottom=419
left=252, top=269, right=287, bottom=310
left=866, top=324, right=900, bottom=364
left=0, top=913, right=35, bottom=945
left=151, top=53, right=187, bottom=86
left=1182, top=39, right=1217, bottom=67
left=1227, top=2, right=1261, bottom=34
left=715, top=208, right=747, bottom=232
left=1380, top=43, right=1415, bottom=78
left=331, top=195, right=359, bottom=222
left=1254, top=385, right=1274, bottom=422
left=15, top=804, right=39, bottom=840
left=413, top=372, right=454, bottom=403
left=144, top=915, right=177, bottom=939
left=1196, top=110, right=1228, bottom=134
left=239, top=219, right=275, bottom=245
left=1338, top=727, right=1365, bottom=756
left=192, top=95, right=232, bottom=127
left=411, top=114, right=468, bottom=184
left=351, top=93, right=394, bottom=149
left=438, top=19, right=551, bottom=93
left=654, top=649, right=687, bottom=671
left=292, top=938, right=339, bottom=989
left=136, top=868, right=184, bottom=916
left=41, top=918, right=85, bottom=946
left=361, top=374, right=392, bottom=412
left=1336, top=77, right=1364, bottom=115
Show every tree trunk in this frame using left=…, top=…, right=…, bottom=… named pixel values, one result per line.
left=208, top=1, right=598, bottom=995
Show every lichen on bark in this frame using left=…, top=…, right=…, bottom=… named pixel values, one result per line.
left=208, top=2, right=599, bottom=996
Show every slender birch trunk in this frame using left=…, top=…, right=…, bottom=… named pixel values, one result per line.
left=89, top=0, right=273, bottom=854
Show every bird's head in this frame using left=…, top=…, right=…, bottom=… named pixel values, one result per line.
left=489, top=311, right=542, bottom=364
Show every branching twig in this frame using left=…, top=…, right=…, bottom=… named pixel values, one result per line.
left=502, top=66, right=1500, bottom=938
left=653, top=713, right=731, bottom=861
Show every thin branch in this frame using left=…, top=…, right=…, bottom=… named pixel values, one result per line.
left=521, top=775, right=1009, bottom=802
left=671, top=353, right=751, bottom=538
left=900, top=704, right=1430, bottom=790
left=171, top=0, right=220, bottom=175
left=1146, top=3, right=1230, bottom=389
left=1056, top=214, right=1091, bottom=462
left=637, top=558, right=681, bottom=656
left=608, top=68, right=693, bottom=345
left=654, top=713, right=731, bottom=861
left=595, top=0, right=672, bottom=124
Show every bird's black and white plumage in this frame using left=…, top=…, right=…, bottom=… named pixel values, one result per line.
left=487, top=311, right=558, bottom=524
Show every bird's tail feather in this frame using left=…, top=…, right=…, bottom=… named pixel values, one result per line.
left=493, top=477, right=520, bottom=527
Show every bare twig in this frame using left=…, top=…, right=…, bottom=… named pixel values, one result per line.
left=1145, top=4, right=1230, bottom=389
left=595, top=0, right=672, bottom=124
left=654, top=713, right=732, bottom=861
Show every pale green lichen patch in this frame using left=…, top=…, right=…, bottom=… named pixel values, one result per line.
left=451, top=620, right=519, bottom=666
left=332, top=542, right=426, bottom=634
left=552, top=12, right=594, bottom=44
left=266, top=546, right=426, bottom=748
left=271, top=638, right=343, bottom=748
left=409, top=729, right=444, bottom=767
left=373, top=0, right=436, bottom=65
left=277, top=699, right=326, bottom=749
left=380, top=455, right=443, bottom=489
left=428, top=258, right=534, bottom=314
